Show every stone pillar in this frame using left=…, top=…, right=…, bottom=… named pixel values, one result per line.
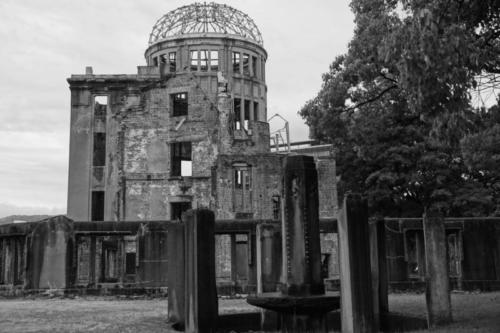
left=339, top=194, right=375, bottom=333
left=281, top=155, right=324, bottom=296
left=167, top=223, right=185, bottom=330
left=423, top=210, right=452, bottom=327
left=184, top=209, right=218, bottom=333
left=256, top=224, right=282, bottom=293
left=369, top=218, right=389, bottom=331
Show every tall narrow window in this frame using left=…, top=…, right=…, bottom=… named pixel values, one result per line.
left=153, top=57, right=159, bottom=67
left=253, top=102, right=259, bottom=121
left=272, top=195, right=281, bottom=220
left=234, top=98, right=241, bottom=130
left=200, top=50, right=208, bottom=71
left=244, top=100, right=251, bottom=130
left=243, top=54, right=250, bottom=75
left=210, top=50, right=219, bottom=71
left=91, top=191, right=105, bottom=221
left=190, top=50, right=198, bottom=71
left=232, top=52, right=240, bottom=73
left=251, top=56, right=257, bottom=77
left=172, top=93, right=188, bottom=116
left=93, top=133, right=106, bottom=166
left=171, top=202, right=191, bottom=220
left=233, top=164, right=252, bottom=213
left=171, top=142, right=192, bottom=177
left=160, top=54, right=167, bottom=64
left=168, top=52, right=176, bottom=72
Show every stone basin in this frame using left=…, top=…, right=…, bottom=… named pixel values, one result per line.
left=246, top=291, right=341, bottom=315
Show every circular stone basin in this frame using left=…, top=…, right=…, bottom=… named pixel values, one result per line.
left=246, top=292, right=340, bottom=315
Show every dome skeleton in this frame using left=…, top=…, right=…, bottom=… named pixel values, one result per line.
left=149, top=2, right=263, bottom=46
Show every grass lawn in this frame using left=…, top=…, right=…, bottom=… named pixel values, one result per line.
left=0, top=292, right=498, bottom=332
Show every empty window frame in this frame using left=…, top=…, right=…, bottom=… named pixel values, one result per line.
left=171, top=142, right=192, bottom=177
left=232, top=52, right=240, bottom=73
left=153, top=57, right=159, bottom=67
left=172, top=92, right=188, bottom=116
left=93, top=133, right=106, bottom=167
left=251, top=56, right=257, bottom=77
left=160, top=54, right=168, bottom=65
left=91, top=191, right=105, bottom=221
left=244, top=100, right=251, bottom=130
left=168, top=52, right=176, bottom=72
left=243, top=53, right=250, bottom=75
left=171, top=202, right=191, bottom=220
left=233, top=165, right=252, bottom=212
left=210, top=50, right=219, bottom=71
left=272, top=195, right=280, bottom=220
left=200, top=50, right=208, bottom=72
left=234, top=98, right=241, bottom=130
left=234, top=169, right=251, bottom=190
left=94, top=96, right=107, bottom=117
left=190, top=50, right=199, bottom=71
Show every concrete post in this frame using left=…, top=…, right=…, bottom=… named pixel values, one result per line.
left=423, top=210, right=452, bottom=327
left=281, top=155, right=324, bottom=296
left=183, top=209, right=218, bottom=333
left=339, top=194, right=375, bottom=333
left=167, top=223, right=185, bottom=330
left=369, top=218, right=389, bottom=331
left=27, top=216, right=74, bottom=290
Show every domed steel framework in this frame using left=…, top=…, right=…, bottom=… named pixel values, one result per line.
left=148, top=2, right=263, bottom=46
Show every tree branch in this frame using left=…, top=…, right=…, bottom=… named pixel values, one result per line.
left=346, top=84, right=399, bottom=111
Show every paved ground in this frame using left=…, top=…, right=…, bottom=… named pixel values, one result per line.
left=0, top=292, right=498, bottom=332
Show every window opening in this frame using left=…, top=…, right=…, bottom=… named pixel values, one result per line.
left=160, top=54, right=167, bottom=64
left=190, top=50, right=199, bottom=71
left=244, top=100, right=251, bottom=130
left=91, top=191, right=105, bottom=221
left=232, top=52, right=240, bottom=73
left=168, top=52, right=176, bottom=72
left=251, top=56, right=257, bottom=77
left=243, top=54, right=250, bottom=75
left=172, top=93, right=188, bottom=116
left=233, top=165, right=252, bottom=213
left=210, top=50, right=219, bottom=71
left=125, top=236, right=137, bottom=275
left=272, top=195, right=280, bottom=220
left=153, top=57, right=159, bottom=67
left=200, top=50, right=208, bottom=71
left=253, top=102, right=259, bottom=121
left=234, top=98, right=241, bottom=130
left=171, top=202, right=191, bottom=220
left=93, top=133, right=106, bottom=167
left=171, top=142, right=192, bottom=177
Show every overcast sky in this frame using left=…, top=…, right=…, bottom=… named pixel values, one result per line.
left=0, top=0, right=354, bottom=217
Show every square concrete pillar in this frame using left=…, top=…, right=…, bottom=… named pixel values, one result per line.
left=183, top=209, right=218, bottom=333
left=167, top=223, right=185, bottom=330
left=339, top=194, right=375, bottom=333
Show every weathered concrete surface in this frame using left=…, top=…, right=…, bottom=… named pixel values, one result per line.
left=136, top=223, right=168, bottom=287
left=184, top=209, right=218, bottom=333
left=281, top=155, right=324, bottom=296
left=339, top=194, right=375, bottom=333
left=27, top=216, right=74, bottom=289
left=423, top=210, right=452, bottom=327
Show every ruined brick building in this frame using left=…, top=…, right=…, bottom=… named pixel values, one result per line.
left=66, top=2, right=335, bottom=223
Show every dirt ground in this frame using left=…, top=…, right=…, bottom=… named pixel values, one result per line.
left=0, top=292, right=498, bottom=332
